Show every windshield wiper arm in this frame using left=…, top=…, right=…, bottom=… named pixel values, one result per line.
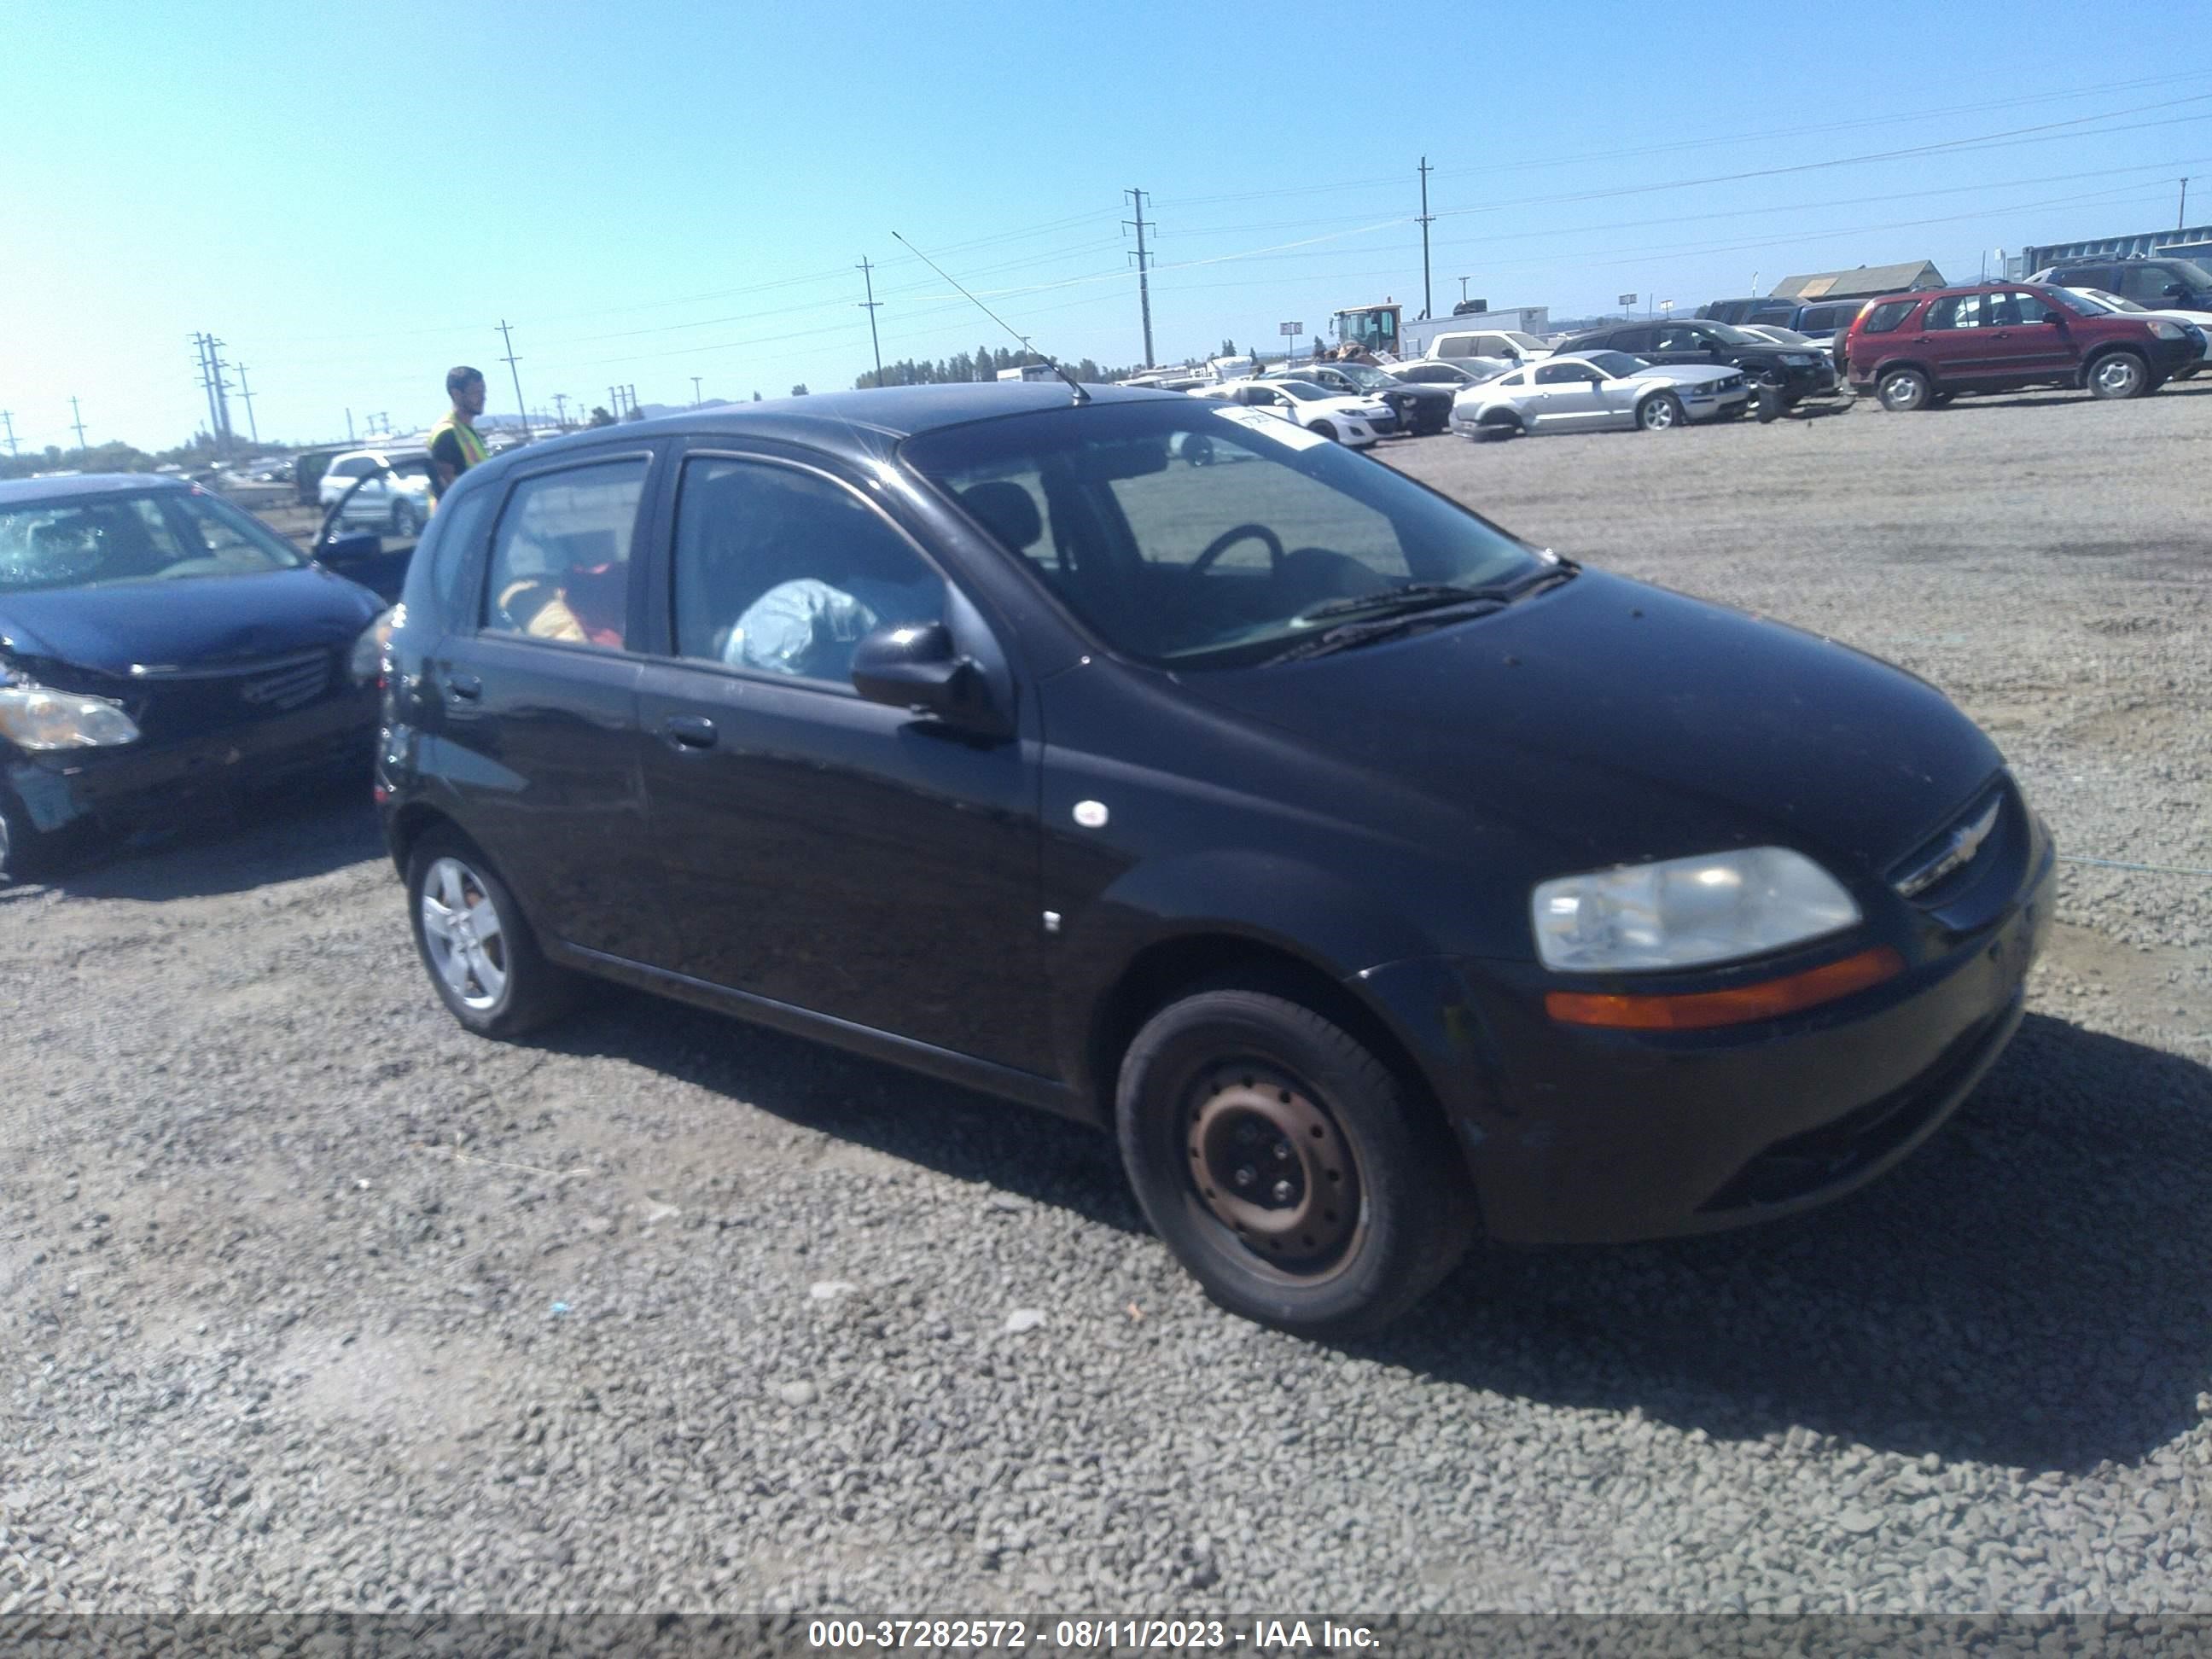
left=1263, top=600, right=1508, bottom=664
left=1295, top=562, right=1579, bottom=626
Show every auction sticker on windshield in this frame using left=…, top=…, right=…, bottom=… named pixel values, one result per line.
left=1210, top=405, right=1330, bottom=450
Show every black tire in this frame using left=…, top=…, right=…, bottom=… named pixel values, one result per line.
left=1115, top=987, right=1477, bottom=1338
left=2085, top=349, right=2149, bottom=400
left=405, top=827, right=578, bottom=1038
left=1307, top=421, right=1338, bottom=442
left=1475, top=414, right=1522, bottom=442
left=1877, top=367, right=1931, bottom=412
left=1635, top=393, right=1685, bottom=431
left=390, top=498, right=422, bottom=537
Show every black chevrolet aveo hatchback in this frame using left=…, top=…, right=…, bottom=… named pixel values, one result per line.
left=378, top=381, right=2052, bottom=1336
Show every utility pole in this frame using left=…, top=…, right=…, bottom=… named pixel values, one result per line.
left=857, top=255, right=884, bottom=387
left=206, top=335, right=236, bottom=456
left=497, top=319, right=532, bottom=441
left=2183, top=178, right=2192, bottom=230
left=1123, top=188, right=1156, bottom=369
left=191, top=334, right=224, bottom=454
left=553, top=392, right=568, bottom=428
left=1458, top=276, right=1470, bottom=306
left=1417, top=156, right=1435, bottom=321
left=690, top=375, right=703, bottom=407
left=2, top=410, right=17, bottom=458
left=70, top=397, right=89, bottom=456
left=608, top=386, right=620, bottom=419
left=235, top=363, right=260, bottom=445
left=346, top=408, right=355, bottom=442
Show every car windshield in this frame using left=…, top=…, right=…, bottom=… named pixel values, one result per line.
left=1758, top=327, right=1814, bottom=345
left=2079, top=288, right=2143, bottom=313
left=1335, top=364, right=1392, bottom=389
left=902, top=400, right=1545, bottom=668
left=2166, top=257, right=2212, bottom=288
left=1701, top=323, right=1762, bottom=346
left=1582, top=352, right=1650, bottom=377
left=0, top=488, right=305, bottom=593
left=1502, top=332, right=1546, bottom=350
left=1269, top=381, right=1334, bottom=402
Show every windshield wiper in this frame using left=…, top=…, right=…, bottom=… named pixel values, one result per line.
left=1295, top=562, right=1579, bottom=626
left=1263, top=562, right=1579, bottom=665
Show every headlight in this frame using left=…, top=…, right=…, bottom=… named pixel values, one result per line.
left=2146, top=320, right=2186, bottom=340
left=350, top=606, right=399, bottom=684
left=1532, top=847, right=1861, bottom=972
left=0, top=684, right=141, bottom=750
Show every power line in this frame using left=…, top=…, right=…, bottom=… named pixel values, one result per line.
left=1123, top=188, right=1156, bottom=368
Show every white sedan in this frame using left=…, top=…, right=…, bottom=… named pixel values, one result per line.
left=1451, top=351, right=1749, bottom=439
left=1191, top=379, right=1390, bottom=447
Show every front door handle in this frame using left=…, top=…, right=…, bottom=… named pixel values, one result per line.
left=446, top=672, right=481, bottom=701
left=663, top=714, right=718, bottom=750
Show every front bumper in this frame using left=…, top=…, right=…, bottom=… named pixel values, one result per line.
left=5, top=685, right=377, bottom=837
left=1683, top=386, right=1752, bottom=421
left=1354, top=839, right=2055, bottom=1245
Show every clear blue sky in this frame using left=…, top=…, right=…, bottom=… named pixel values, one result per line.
left=3, top=1, right=2208, bottom=452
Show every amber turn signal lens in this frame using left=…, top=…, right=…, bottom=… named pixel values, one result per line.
left=1545, top=946, right=1906, bottom=1031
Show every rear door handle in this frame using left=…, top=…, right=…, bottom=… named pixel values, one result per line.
left=663, top=714, right=718, bottom=749
left=446, top=672, right=481, bottom=701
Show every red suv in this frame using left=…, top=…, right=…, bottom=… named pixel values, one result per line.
left=1844, top=282, right=2197, bottom=411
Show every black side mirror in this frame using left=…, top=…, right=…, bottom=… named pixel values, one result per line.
left=851, top=620, right=1009, bottom=738
left=320, top=531, right=382, bottom=564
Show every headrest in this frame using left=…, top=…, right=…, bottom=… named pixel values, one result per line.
left=959, top=481, right=1042, bottom=553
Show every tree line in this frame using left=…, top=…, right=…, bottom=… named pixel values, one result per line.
left=853, top=345, right=1140, bottom=390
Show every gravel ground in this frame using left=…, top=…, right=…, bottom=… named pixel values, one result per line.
left=2, top=383, right=2209, bottom=1616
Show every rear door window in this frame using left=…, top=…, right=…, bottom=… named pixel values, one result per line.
left=484, top=458, right=649, bottom=649
left=2118, top=264, right=2175, bottom=302
left=1860, top=299, right=1918, bottom=334
left=1924, top=294, right=1993, bottom=329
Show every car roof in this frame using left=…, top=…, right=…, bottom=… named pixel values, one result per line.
left=0, top=473, right=192, bottom=506
left=452, top=382, right=1185, bottom=488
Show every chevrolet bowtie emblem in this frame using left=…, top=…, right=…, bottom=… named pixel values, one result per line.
left=1895, top=797, right=2001, bottom=899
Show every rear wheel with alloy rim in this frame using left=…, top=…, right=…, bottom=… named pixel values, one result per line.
left=407, top=829, right=577, bottom=1037
left=1636, top=393, right=1685, bottom=430
left=1115, top=987, right=1476, bottom=1337
left=1877, top=368, right=1931, bottom=412
left=2086, top=350, right=2149, bottom=399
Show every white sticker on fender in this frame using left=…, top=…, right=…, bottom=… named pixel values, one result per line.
left=1210, top=405, right=1330, bottom=451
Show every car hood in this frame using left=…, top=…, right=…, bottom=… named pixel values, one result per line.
left=1185, top=569, right=2000, bottom=878
left=0, top=565, right=382, bottom=680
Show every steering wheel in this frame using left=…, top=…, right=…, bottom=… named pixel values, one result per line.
left=1188, top=522, right=1284, bottom=578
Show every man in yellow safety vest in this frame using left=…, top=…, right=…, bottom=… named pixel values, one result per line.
left=428, top=365, right=488, bottom=508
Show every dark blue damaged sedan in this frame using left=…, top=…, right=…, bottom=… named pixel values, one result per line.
left=0, top=474, right=387, bottom=876
left=374, top=382, right=2053, bottom=1338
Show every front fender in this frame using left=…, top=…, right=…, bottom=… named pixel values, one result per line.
left=1048, top=847, right=1440, bottom=1094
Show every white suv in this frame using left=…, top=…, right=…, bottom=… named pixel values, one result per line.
left=319, top=448, right=434, bottom=536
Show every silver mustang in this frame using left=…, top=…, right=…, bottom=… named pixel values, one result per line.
left=1452, top=350, right=1749, bottom=439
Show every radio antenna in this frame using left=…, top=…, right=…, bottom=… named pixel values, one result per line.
left=893, top=230, right=1091, bottom=405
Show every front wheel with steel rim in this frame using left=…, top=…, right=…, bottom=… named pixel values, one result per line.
left=1115, top=987, right=1476, bottom=1337
left=2086, top=350, right=2149, bottom=399
left=406, top=828, right=577, bottom=1037
left=1636, top=393, right=1685, bottom=431
left=1877, top=367, right=1931, bottom=412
